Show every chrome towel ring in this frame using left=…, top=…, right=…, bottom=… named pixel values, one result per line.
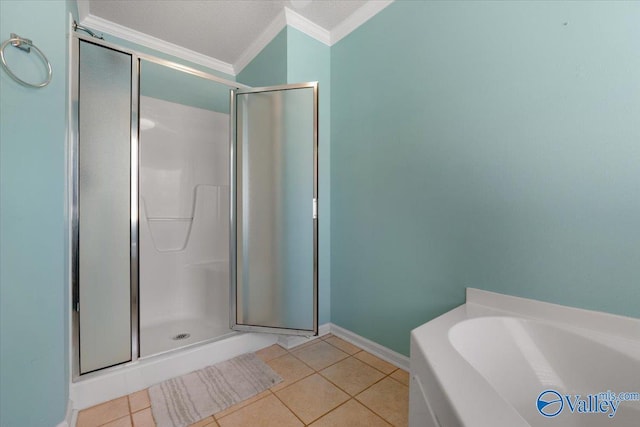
left=1, top=33, right=52, bottom=88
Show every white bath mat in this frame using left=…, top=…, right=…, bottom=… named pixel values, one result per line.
left=149, top=352, right=282, bottom=427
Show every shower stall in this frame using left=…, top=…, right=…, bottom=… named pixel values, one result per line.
left=71, top=34, right=318, bottom=381
left=137, top=62, right=233, bottom=357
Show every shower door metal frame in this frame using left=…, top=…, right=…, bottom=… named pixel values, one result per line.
left=230, top=82, right=319, bottom=337
left=71, top=35, right=139, bottom=379
left=70, top=32, right=248, bottom=380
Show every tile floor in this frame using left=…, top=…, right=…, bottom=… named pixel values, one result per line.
left=76, top=334, right=409, bottom=427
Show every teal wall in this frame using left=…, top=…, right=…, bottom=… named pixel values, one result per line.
left=331, top=0, right=640, bottom=356
left=0, top=1, right=70, bottom=425
left=287, top=28, right=331, bottom=327
left=237, top=29, right=288, bottom=86
left=237, top=27, right=331, bottom=325
left=2, top=5, right=637, bottom=426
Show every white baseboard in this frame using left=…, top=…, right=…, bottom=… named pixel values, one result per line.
left=277, top=323, right=331, bottom=349
left=329, top=323, right=410, bottom=371
left=55, top=399, right=74, bottom=427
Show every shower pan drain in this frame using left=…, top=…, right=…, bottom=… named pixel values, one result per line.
left=172, top=333, right=191, bottom=341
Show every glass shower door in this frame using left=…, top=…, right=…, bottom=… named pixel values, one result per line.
left=76, top=40, right=134, bottom=374
left=231, top=82, right=318, bottom=336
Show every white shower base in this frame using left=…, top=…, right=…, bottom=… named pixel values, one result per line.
left=140, top=317, right=234, bottom=356
left=71, top=331, right=279, bottom=411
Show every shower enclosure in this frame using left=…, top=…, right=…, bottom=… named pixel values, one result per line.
left=71, top=35, right=318, bottom=377
left=137, top=61, right=234, bottom=357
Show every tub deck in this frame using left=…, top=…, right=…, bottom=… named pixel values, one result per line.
left=409, top=289, right=640, bottom=427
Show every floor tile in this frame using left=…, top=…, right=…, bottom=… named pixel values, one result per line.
left=324, top=336, right=361, bottom=355
left=292, top=341, right=349, bottom=371
left=79, top=340, right=405, bottom=427
left=309, top=399, right=390, bottom=427
left=103, top=416, right=133, bottom=427
left=256, top=344, right=288, bottom=362
left=77, top=397, right=130, bottom=427
left=390, top=369, right=410, bottom=386
left=267, top=353, right=314, bottom=392
left=132, top=408, right=156, bottom=427
left=128, top=389, right=151, bottom=413
left=275, top=374, right=349, bottom=424
left=353, top=351, right=397, bottom=374
left=290, top=337, right=322, bottom=351
left=356, top=377, right=409, bottom=427
left=320, top=333, right=334, bottom=340
left=320, top=357, right=385, bottom=396
left=217, top=394, right=303, bottom=427
left=188, top=416, right=217, bottom=427
left=214, top=390, right=271, bottom=419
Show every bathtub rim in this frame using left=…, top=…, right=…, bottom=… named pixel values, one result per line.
left=409, top=289, right=640, bottom=427
left=466, top=288, right=640, bottom=344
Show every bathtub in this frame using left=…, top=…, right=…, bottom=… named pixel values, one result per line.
left=409, top=289, right=640, bottom=427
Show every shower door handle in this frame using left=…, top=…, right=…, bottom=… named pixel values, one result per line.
left=313, top=198, right=318, bottom=219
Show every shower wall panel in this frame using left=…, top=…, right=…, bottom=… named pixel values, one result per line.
left=139, top=95, right=229, bottom=356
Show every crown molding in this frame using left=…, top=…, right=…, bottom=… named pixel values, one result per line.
left=331, top=0, right=394, bottom=45
left=234, top=1, right=392, bottom=73
left=233, top=7, right=332, bottom=75
left=233, top=10, right=287, bottom=75
left=79, top=0, right=393, bottom=76
left=284, top=7, right=331, bottom=46
left=80, top=14, right=235, bottom=76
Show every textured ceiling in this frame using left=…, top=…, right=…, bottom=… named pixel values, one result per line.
left=88, top=0, right=370, bottom=65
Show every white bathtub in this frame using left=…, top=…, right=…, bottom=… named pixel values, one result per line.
left=409, top=289, right=640, bottom=427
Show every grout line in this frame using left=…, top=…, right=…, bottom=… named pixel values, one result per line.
left=291, top=341, right=351, bottom=372
left=288, top=337, right=323, bottom=352
left=346, top=397, right=394, bottom=427
left=316, top=369, right=352, bottom=396
left=287, top=345, right=322, bottom=371
left=387, top=372, right=409, bottom=388
left=303, top=397, right=355, bottom=426
left=270, top=386, right=308, bottom=426
left=353, top=350, right=398, bottom=375
left=265, top=350, right=316, bottom=393
left=126, top=393, right=132, bottom=415
left=322, top=335, right=362, bottom=356
left=87, top=339, right=406, bottom=427
left=314, top=355, right=376, bottom=398
left=96, top=414, right=132, bottom=427
left=306, top=342, right=401, bottom=423
left=272, top=348, right=354, bottom=426
left=353, top=373, right=408, bottom=425
left=313, top=352, right=350, bottom=372
left=214, top=390, right=273, bottom=421
left=270, top=370, right=315, bottom=393
left=356, top=371, right=391, bottom=398
left=289, top=342, right=400, bottom=399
